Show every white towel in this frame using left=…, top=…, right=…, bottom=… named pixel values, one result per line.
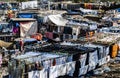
left=80, top=53, right=87, bottom=67
left=66, top=61, right=76, bottom=76
left=89, top=50, right=98, bottom=65
left=58, top=64, right=67, bottom=76
left=79, top=65, right=88, bottom=76
left=49, top=66, right=58, bottom=78
left=28, top=71, right=40, bottom=78
left=88, top=63, right=96, bottom=72
left=40, top=68, right=48, bottom=78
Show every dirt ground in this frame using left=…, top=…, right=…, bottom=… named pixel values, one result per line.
left=91, top=61, right=120, bottom=78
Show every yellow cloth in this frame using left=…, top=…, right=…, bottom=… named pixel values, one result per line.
left=7, top=10, right=13, bottom=14
left=7, top=10, right=13, bottom=18
left=111, top=44, right=119, bottom=58
left=84, top=3, right=87, bottom=8
left=89, top=31, right=94, bottom=37
left=0, top=40, right=12, bottom=48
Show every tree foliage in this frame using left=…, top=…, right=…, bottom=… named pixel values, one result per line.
left=16, top=0, right=28, bottom=2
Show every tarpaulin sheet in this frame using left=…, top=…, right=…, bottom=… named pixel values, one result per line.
left=20, top=21, right=37, bottom=37
left=47, top=14, right=68, bottom=26
left=18, top=13, right=33, bottom=18
left=117, top=8, right=120, bottom=12
left=0, top=40, right=12, bottom=48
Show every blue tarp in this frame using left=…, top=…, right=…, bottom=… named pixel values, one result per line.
left=116, top=8, right=120, bottom=12
left=17, top=13, right=35, bottom=18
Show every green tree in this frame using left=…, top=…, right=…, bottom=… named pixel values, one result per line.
left=16, top=0, right=28, bottom=2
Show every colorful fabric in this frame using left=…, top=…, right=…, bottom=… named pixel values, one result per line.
left=13, top=27, right=19, bottom=34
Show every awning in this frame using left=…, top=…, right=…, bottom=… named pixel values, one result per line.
left=44, top=14, right=68, bottom=26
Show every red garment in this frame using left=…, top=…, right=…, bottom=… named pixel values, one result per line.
left=20, top=39, right=24, bottom=47
left=86, top=3, right=91, bottom=9
left=52, top=58, right=56, bottom=66
left=19, top=39, right=24, bottom=52
left=45, top=32, right=53, bottom=39
left=45, top=32, right=49, bottom=38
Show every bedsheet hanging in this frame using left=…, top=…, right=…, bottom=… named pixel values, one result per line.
left=20, top=21, right=37, bottom=38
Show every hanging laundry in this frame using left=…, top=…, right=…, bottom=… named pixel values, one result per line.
left=20, top=21, right=37, bottom=37
left=58, top=64, right=67, bottom=77
left=40, top=68, right=48, bottom=78
left=59, top=56, right=67, bottom=64
left=28, top=71, right=40, bottom=78
left=79, top=53, right=87, bottom=68
left=88, top=4, right=92, bottom=9
left=52, top=58, right=56, bottom=66
left=88, top=63, right=96, bottom=72
left=49, top=65, right=58, bottom=78
left=103, top=56, right=110, bottom=64
left=79, top=65, right=88, bottom=76
left=98, top=46, right=104, bottom=60
left=89, top=50, right=98, bottom=65
left=12, top=27, right=19, bottom=34
left=105, top=55, right=110, bottom=63
left=56, top=58, right=61, bottom=65
left=111, top=44, right=119, bottom=58
left=66, top=55, right=73, bottom=62
left=45, top=32, right=53, bottom=39
left=99, top=56, right=107, bottom=66
left=66, top=61, right=76, bottom=76
left=42, top=60, right=51, bottom=69
left=103, top=46, right=110, bottom=57
left=84, top=3, right=87, bottom=9
left=14, top=67, right=22, bottom=78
